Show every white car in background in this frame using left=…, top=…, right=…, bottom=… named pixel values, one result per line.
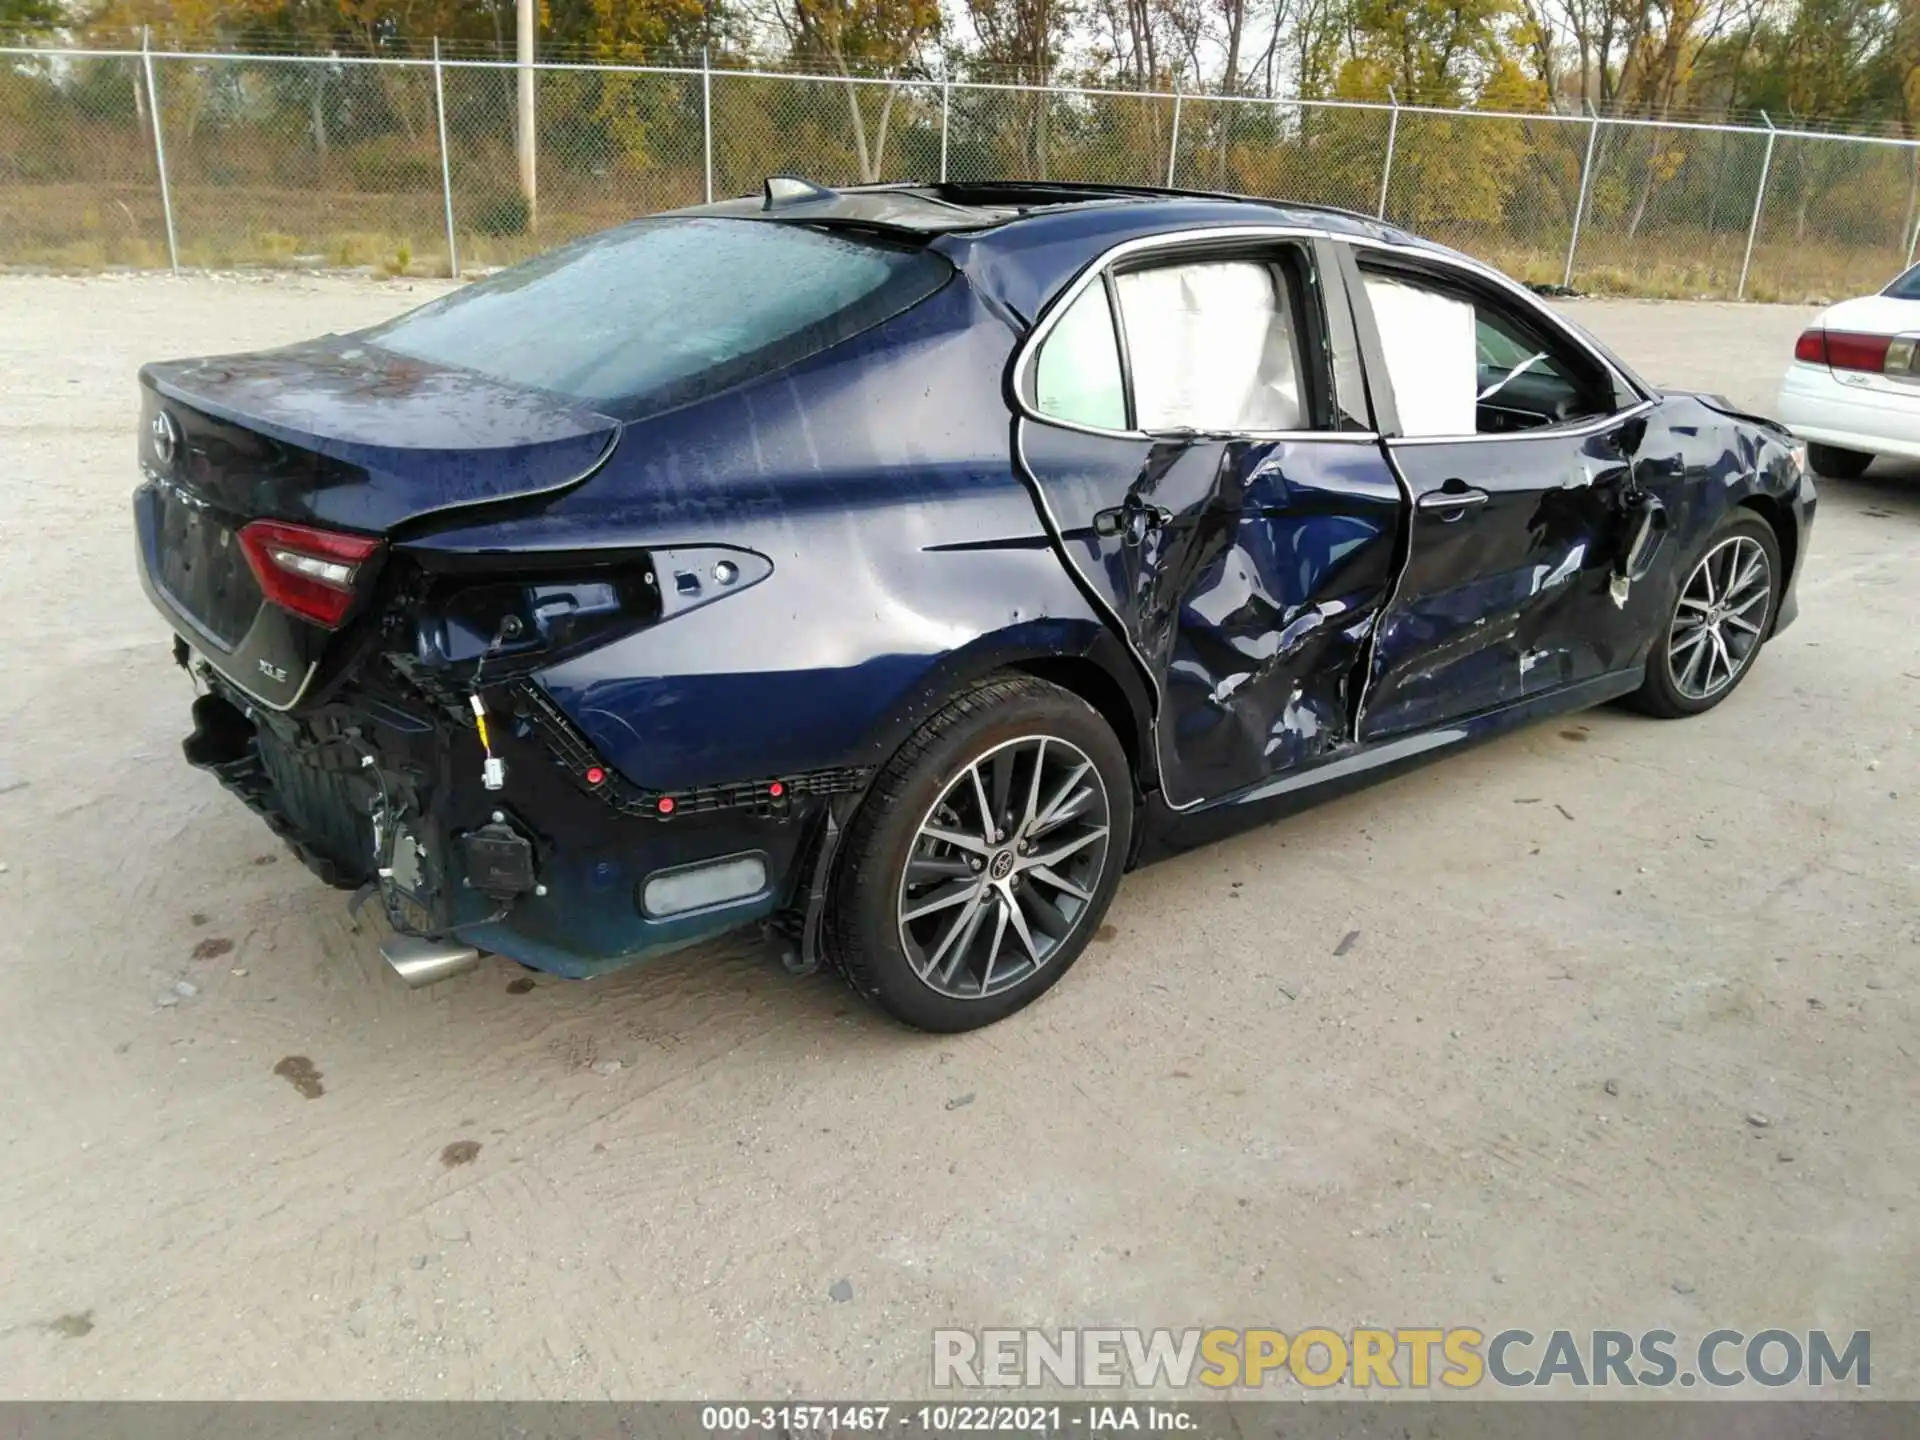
left=1776, top=264, right=1920, bottom=478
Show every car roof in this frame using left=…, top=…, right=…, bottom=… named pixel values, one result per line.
left=687, top=177, right=1416, bottom=242
left=682, top=178, right=1445, bottom=325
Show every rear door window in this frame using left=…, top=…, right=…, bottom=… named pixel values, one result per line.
left=362, top=217, right=951, bottom=417
left=1029, top=243, right=1342, bottom=435
left=1115, top=259, right=1305, bottom=431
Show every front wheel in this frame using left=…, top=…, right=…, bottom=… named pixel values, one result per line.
left=1626, top=512, right=1781, bottom=719
left=827, top=675, right=1132, bottom=1032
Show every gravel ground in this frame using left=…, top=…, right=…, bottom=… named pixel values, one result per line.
left=0, top=274, right=1915, bottom=1399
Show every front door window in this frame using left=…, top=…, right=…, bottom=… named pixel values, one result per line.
left=1362, top=268, right=1620, bottom=438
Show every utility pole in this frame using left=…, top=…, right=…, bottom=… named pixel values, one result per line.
left=517, top=0, right=537, bottom=229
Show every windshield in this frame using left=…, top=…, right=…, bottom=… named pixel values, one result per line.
left=363, top=217, right=951, bottom=416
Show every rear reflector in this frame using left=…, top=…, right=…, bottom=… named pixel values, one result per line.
left=640, top=853, right=768, bottom=917
left=1797, top=328, right=1896, bottom=373
left=237, top=519, right=382, bottom=629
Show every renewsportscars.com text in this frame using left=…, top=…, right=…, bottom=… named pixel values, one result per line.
left=932, top=1327, right=1870, bottom=1391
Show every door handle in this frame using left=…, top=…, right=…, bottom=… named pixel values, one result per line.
left=1093, top=495, right=1173, bottom=545
left=1417, top=484, right=1489, bottom=517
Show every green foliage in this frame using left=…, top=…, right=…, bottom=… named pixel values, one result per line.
left=1, top=0, right=64, bottom=32
left=1341, top=0, right=1516, bottom=106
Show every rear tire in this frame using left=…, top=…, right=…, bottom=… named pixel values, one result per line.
left=1626, top=511, right=1781, bottom=720
left=1808, top=443, right=1872, bottom=480
left=827, top=675, right=1132, bottom=1032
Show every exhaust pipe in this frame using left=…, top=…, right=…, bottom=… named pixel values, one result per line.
left=381, top=934, right=482, bottom=988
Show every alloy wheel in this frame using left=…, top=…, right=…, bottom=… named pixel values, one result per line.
left=1668, top=534, right=1772, bottom=701
left=897, top=735, right=1112, bottom=1001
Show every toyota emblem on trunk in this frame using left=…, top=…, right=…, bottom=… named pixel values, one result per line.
left=150, top=409, right=179, bottom=470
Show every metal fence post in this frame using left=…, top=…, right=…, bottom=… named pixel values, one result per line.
left=140, top=29, right=179, bottom=273
left=939, top=71, right=951, bottom=183
left=1562, top=107, right=1600, bottom=289
left=432, top=40, right=460, bottom=279
left=1166, top=83, right=1182, bottom=188
left=516, top=0, right=537, bottom=227
left=1906, top=143, right=1920, bottom=268
left=1738, top=112, right=1777, bottom=301
left=701, top=48, right=714, bottom=203
left=1376, top=87, right=1398, bottom=220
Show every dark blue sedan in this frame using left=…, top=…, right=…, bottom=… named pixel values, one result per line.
left=134, top=180, right=1815, bottom=1031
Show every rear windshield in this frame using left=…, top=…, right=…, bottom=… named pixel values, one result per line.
left=1884, top=264, right=1920, bottom=299
left=363, top=217, right=951, bottom=416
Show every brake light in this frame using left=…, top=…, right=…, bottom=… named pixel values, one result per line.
left=238, top=519, right=382, bottom=629
left=1825, top=331, right=1892, bottom=372
left=1798, top=328, right=1896, bottom=373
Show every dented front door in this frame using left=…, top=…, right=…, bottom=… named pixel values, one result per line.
left=1358, top=415, right=1650, bottom=740
left=1018, top=422, right=1402, bottom=808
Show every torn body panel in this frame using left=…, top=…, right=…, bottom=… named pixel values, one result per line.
left=1017, top=421, right=1402, bottom=807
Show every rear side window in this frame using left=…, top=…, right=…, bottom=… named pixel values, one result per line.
left=363, top=217, right=950, bottom=416
left=1033, top=283, right=1128, bottom=430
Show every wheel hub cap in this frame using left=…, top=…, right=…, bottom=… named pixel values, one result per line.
left=897, top=735, right=1112, bottom=1001
left=1668, top=534, right=1771, bottom=701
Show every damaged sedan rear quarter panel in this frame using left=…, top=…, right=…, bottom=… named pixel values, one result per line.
left=132, top=184, right=1814, bottom=1028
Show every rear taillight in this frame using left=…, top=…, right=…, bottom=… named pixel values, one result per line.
left=238, top=519, right=382, bottom=629
left=1825, top=331, right=1892, bottom=371
left=1796, top=327, right=1901, bottom=373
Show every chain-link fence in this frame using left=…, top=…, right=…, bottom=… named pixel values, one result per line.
left=6, top=42, right=1920, bottom=300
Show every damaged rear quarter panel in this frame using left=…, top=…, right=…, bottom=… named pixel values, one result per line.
left=402, top=278, right=1128, bottom=794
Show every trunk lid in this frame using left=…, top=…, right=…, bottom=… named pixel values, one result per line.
left=136, top=338, right=619, bottom=711
left=139, top=337, right=620, bottom=533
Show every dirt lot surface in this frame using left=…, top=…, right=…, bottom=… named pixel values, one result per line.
left=0, top=275, right=1915, bottom=1399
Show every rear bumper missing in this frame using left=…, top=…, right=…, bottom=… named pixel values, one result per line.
left=178, top=678, right=839, bottom=981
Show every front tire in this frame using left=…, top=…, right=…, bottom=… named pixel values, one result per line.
left=1626, top=512, right=1781, bottom=719
left=1808, top=443, right=1872, bottom=480
left=827, top=675, right=1132, bottom=1032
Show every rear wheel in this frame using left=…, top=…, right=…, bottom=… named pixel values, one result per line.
left=1808, top=443, right=1872, bottom=480
left=827, top=675, right=1132, bottom=1032
left=1626, top=512, right=1781, bottom=719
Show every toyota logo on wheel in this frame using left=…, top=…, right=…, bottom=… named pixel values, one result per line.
left=149, top=409, right=179, bottom=470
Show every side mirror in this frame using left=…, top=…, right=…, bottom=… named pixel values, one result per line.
left=1609, top=415, right=1649, bottom=457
